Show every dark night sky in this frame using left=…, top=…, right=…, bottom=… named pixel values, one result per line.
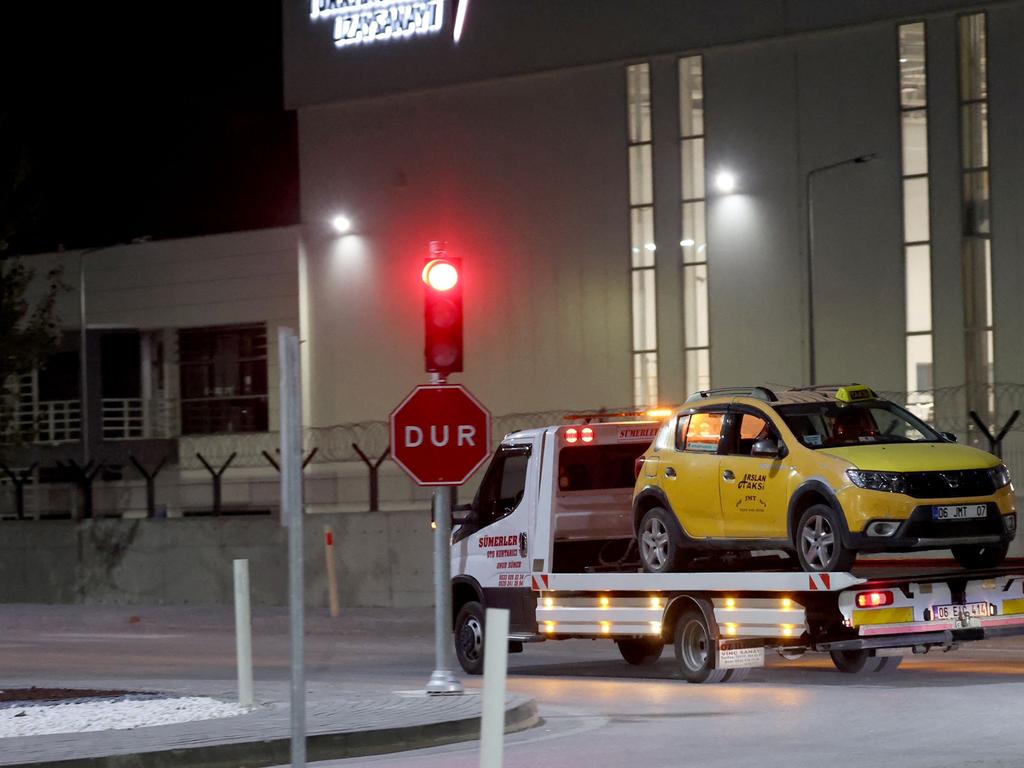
left=0, top=2, right=298, bottom=254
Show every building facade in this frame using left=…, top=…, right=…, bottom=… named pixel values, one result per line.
left=5, top=0, right=1024, bottom=526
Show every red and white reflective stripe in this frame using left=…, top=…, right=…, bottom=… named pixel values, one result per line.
left=531, top=574, right=551, bottom=591
left=860, top=621, right=955, bottom=636
left=808, top=573, right=832, bottom=591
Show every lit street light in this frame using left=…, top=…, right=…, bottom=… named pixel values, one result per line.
left=714, top=170, right=737, bottom=194
left=331, top=214, right=352, bottom=234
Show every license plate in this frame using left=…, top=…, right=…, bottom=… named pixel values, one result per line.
left=932, top=504, right=987, bottom=521
left=931, top=601, right=990, bottom=622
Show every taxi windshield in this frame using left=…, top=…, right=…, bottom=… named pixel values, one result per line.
left=775, top=400, right=942, bottom=449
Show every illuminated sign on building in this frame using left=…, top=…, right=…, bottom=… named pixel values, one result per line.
left=310, top=0, right=446, bottom=48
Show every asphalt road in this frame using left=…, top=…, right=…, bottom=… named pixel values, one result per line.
left=3, top=604, right=1024, bottom=767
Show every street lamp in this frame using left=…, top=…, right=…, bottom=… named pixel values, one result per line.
left=714, top=170, right=737, bottom=194
left=805, top=153, right=878, bottom=385
left=331, top=214, right=352, bottom=234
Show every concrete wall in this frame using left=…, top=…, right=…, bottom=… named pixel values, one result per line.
left=0, top=512, right=433, bottom=608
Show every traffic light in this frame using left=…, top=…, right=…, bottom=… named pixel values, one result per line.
left=422, top=251, right=463, bottom=376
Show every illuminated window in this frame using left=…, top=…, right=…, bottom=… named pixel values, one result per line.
left=958, top=13, right=994, bottom=436
left=679, top=56, right=709, bottom=394
left=627, top=63, right=658, bottom=407
left=898, top=23, right=933, bottom=423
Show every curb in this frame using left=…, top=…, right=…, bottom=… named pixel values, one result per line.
left=4, top=698, right=539, bottom=768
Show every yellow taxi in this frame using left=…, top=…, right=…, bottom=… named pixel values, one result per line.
left=632, top=385, right=1016, bottom=573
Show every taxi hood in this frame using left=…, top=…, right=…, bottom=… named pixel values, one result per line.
left=820, top=442, right=1001, bottom=472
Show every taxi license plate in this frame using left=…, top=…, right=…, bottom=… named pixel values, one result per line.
left=932, top=504, right=987, bottom=521
left=931, top=602, right=990, bottom=622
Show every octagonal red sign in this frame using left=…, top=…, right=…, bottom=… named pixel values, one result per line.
left=389, top=384, right=492, bottom=486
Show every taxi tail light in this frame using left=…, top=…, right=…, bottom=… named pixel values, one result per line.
left=856, top=590, right=894, bottom=609
left=634, top=456, right=645, bottom=478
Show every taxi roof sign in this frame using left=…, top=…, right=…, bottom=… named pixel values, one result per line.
left=835, top=385, right=877, bottom=403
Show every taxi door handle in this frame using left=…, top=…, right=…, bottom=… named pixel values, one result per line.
left=723, top=469, right=736, bottom=481
left=664, top=467, right=677, bottom=479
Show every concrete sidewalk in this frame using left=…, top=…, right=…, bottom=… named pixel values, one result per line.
left=0, top=678, right=538, bottom=768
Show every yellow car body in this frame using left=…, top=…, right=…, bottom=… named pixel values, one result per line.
left=632, top=385, right=1016, bottom=572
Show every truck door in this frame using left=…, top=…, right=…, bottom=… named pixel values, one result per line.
left=718, top=409, right=791, bottom=538
left=451, top=441, right=536, bottom=632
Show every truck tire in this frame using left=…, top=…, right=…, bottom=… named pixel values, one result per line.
left=454, top=601, right=486, bottom=675
left=795, top=504, right=855, bottom=573
left=829, top=649, right=902, bottom=674
left=616, top=638, right=664, bottom=666
left=673, top=607, right=728, bottom=683
left=639, top=507, right=688, bottom=573
left=952, top=542, right=1009, bottom=570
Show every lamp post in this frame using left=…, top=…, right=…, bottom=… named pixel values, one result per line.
left=805, top=153, right=878, bottom=385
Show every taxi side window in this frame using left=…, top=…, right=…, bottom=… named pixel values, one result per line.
left=682, top=412, right=725, bottom=453
left=674, top=415, right=691, bottom=450
left=731, top=413, right=773, bottom=456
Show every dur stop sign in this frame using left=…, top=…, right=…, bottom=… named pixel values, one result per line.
left=389, top=384, right=492, bottom=486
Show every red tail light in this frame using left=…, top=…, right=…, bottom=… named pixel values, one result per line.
left=634, top=456, right=645, bottom=478
left=581, top=426, right=594, bottom=443
left=565, top=428, right=578, bottom=444
left=855, top=590, right=894, bottom=608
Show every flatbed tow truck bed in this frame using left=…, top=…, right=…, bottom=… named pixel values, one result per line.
left=450, top=420, right=1024, bottom=682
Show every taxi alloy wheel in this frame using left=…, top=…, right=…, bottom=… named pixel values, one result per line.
left=639, top=507, right=686, bottom=572
left=796, top=504, right=855, bottom=573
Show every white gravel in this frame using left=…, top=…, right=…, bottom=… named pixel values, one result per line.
left=0, top=696, right=247, bottom=738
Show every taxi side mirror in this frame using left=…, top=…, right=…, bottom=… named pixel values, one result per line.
left=751, top=438, right=781, bottom=458
left=940, top=432, right=958, bottom=443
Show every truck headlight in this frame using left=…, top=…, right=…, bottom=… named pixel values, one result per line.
left=990, top=464, right=1012, bottom=489
left=847, top=469, right=907, bottom=494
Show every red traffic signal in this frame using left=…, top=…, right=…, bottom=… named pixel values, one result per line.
left=423, top=252, right=463, bottom=376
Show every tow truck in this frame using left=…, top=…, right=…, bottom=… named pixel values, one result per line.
left=450, top=416, right=1024, bottom=682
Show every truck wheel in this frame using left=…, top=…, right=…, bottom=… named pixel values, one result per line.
left=454, top=601, right=486, bottom=675
left=639, top=507, right=688, bottom=573
left=952, top=542, right=1009, bottom=570
left=795, top=505, right=855, bottom=573
left=616, top=638, right=664, bottom=666
left=673, top=608, right=728, bottom=683
left=829, top=649, right=902, bottom=674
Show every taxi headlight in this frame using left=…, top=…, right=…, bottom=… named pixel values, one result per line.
left=990, top=464, right=1012, bottom=489
left=847, top=469, right=907, bottom=494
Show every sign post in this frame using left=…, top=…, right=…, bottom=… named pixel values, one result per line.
left=279, top=328, right=306, bottom=767
left=390, top=383, right=491, bottom=695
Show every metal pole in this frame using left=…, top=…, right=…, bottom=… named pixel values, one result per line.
left=426, top=484, right=463, bottom=694
left=803, top=154, right=878, bottom=387
left=79, top=252, right=89, bottom=464
left=805, top=171, right=816, bottom=386
left=479, top=608, right=509, bottom=768
left=279, top=328, right=306, bottom=767
left=233, top=559, right=254, bottom=708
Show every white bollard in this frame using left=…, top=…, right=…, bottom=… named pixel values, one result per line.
left=233, top=558, right=254, bottom=708
left=479, top=608, right=510, bottom=768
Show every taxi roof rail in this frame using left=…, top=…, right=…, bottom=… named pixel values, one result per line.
left=685, top=386, right=778, bottom=403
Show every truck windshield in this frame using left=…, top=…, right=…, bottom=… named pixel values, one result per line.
left=775, top=401, right=942, bottom=449
left=558, top=444, right=645, bottom=491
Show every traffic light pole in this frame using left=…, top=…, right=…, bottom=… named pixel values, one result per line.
left=426, top=373, right=464, bottom=695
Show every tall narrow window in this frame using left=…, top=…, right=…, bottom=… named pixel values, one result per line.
left=958, top=13, right=994, bottom=433
left=627, top=63, right=658, bottom=407
left=898, top=23, right=933, bottom=422
left=679, top=56, right=709, bottom=394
